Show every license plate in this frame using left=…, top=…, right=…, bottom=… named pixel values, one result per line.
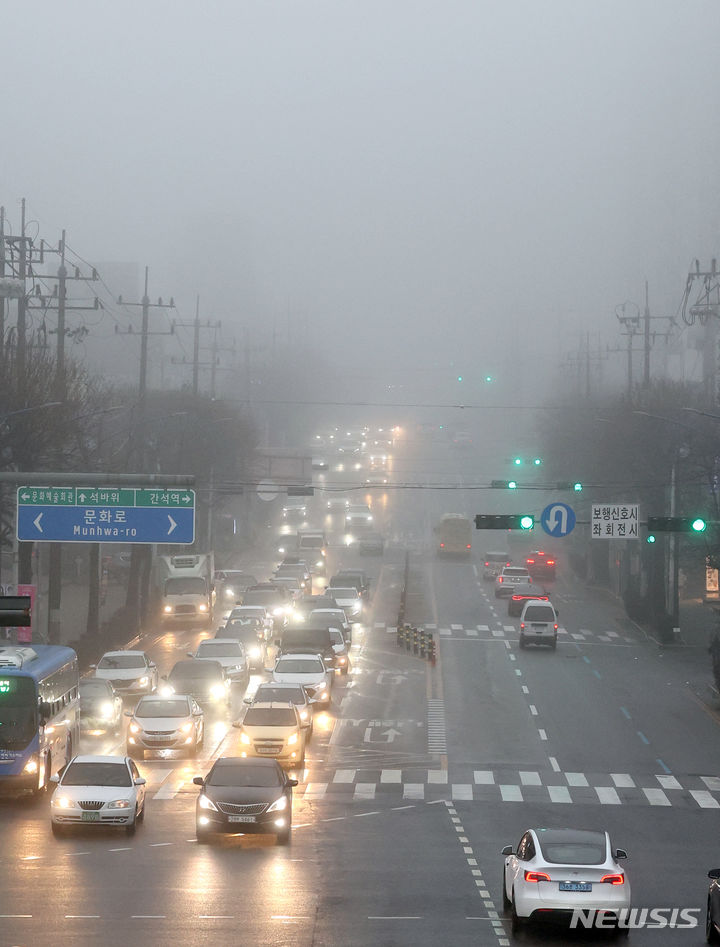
left=559, top=882, right=592, bottom=892
left=531, top=623, right=546, bottom=629
left=81, top=812, right=100, bottom=822
left=228, top=815, right=256, bottom=823
left=257, top=748, right=278, bottom=754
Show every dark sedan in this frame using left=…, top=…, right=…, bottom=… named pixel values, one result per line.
left=507, top=582, right=549, bottom=617
left=194, top=757, right=298, bottom=844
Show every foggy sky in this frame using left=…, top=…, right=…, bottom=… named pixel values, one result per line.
left=4, top=0, right=720, bottom=399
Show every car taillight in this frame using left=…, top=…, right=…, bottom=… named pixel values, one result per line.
left=554, top=624, right=558, bottom=630
left=524, top=871, right=551, bottom=883
left=547, top=560, right=555, bottom=566
left=600, top=873, right=624, bottom=885
left=498, top=577, right=503, bottom=583
left=485, top=562, right=489, bottom=566
left=440, top=543, right=445, bottom=548
left=466, top=544, right=471, bottom=549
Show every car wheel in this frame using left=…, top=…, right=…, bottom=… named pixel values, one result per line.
left=511, top=896, right=523, bottom=935
left=519, top=635, right=526, bottom=649
left=502, top=872, right=511, bottom=912
left=550, top=635, right=557, bottom=651
left=196, top=828, right=212, bottom=844
left=276, top=827, right=291, bottom=846
left=136, top=800, right=145, bottom=823
left=341, top=665, right=349, bottom=675
left=707, top=901, right=720, bottom=943
left=125, top=811, right=137, bottom=836
left=51, top=821, right=66, bottom=838
left=494, top=591, right=501, bottom=599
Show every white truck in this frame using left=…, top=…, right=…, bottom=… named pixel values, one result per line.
left=155, top=553, right=215, bottom=626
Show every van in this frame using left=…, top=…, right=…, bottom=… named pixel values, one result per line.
left=519, top=600, right=559, bottom=650
left=276, top=624, right=337, bottom=669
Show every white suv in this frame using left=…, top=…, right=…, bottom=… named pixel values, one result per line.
left=519, top=600, right=559, bottom=650
left=494, top=566, right=532, bottom=599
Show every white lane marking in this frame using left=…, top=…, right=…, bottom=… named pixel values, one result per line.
left=521, top=685, right=529, bottom=694
left=403, top=783, right=425, bottom=799
left=528, top=705, right=538, bottom=716
left=657, top=775, right=681, bottom=790
left=155, top=778, right=184, bottom=801
left=428, top=770, right=448, bottom=783
left=149, top=842, right=173, bottom=847
left=380, top=769, right=402, bottom=783
left=333, top=769, right=356, bottom=783
left=452, top=784, right=473, bottom=800
left=439, top=628, right=451, bottom=636
left=643, top=788, right=671, bottom=806
left=477, top=624, right=489, bottom=631
left=491, top=629, right=505, bottom=637
left=508, top=654, right=516, bottom=662
left=595, top=787, right=621, bottom=805
left=519, top=771, right=541, bottom=786
left=701, top=776, right=720, bottom=792
left=108, top=847, right=132, bottom=852
left=538, top=729, right=547, bottom=740
left=500, top=785, right=523, bottom=802
left=549, top=757, right=560, bottom=772
left=474, top=770, right=494, bottom=784
left=450, top=624, right=463, bottom=630
left=690, top=790, right=720, bottom=809
left=548, top=786, right=572, bottom=803
left=503, top=625, right=514, bottom=632
left=611, top=773, right=635, bottom=788
left=353, top=783, right=376, bottom=800
left=466, top=629, right=478, bottom=637
left=354, top=810, right=381, bottom=817
left=565, top=772, right=588, bottom=787
left=303, top=783, right=327, bottom=799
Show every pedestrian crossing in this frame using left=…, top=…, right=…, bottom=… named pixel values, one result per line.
left=376, top=620, right=635, bottom=644
left=143, top=763, right=720, bottom=809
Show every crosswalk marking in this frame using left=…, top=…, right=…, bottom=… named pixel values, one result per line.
left=548, top=786, right=572, bottom=803
left=611, top=773, right=635, bottom=788
left=354, top=783, right=376, bottom=800
left=466, top=629, right=478, bottom=637
left=701, top=776, right=720, bottom=792
left=450, top=624, right=463, bottom=631
left=380, top=770, right=402, bottom=783
left=304, top=783, right=327, bottom=799
left=657, top=775, right=681, bottom=790
left=519, top=771, right=541, bottom=786
left=643, top=788, right=671, bottom=806
left=503, top=625, right=514, bottom=633
left=403, top=783, right=424, bottom=799
left=500, top=785, right=523, bottom=802
left=452, top=784, right=473, bottom=800
left=477, top=625, right=489, bottom=631
left=474, top=770, right=494, bottom=784
left=596, top=787, right=621, bottom=805
left=439, top=629, right=451, bottom=636
left=690, top=790, right=720, bottom=809
left=428, top=770, right=448, bottom=784
left=333, top=770, right=356, bottom=783
left=492, top=629, right=505, bottom=637
left=565, top=773, right=589, bottom=787
left=377, top=620, right=635, bottom=645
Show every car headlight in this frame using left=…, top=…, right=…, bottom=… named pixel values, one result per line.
left=163, top=604, right=173, bottom=613
left=198, top=794, right=218, bottom=811
left=337, top=656, right=347, bottom=664
left=52, top=795, right=73, bottom=808
left=299, top=709, right=309, bottom=721
left=210, top=684, right=226, bottom=700
left=224, top=587, right=235, bottom=599
left=267, top=795, right=287, bottom=813
left=108, top=799, right=131, bottom=809
left=137, top=676, right=149, bottom=687
left=352, top=602, right=361, bottom=613
left=239, top=731, right=251, bottom=745
left=316, top=560, right=324, bottom=568
left=287, top=732, right=298, bottom=746
left=320, top=691, right=328, bottom=701
left=99, top=701, right=114, bottom=720
left=180, top=722, right=194, bottom=734
left=159, top=685, right=175, bottom=697
left=273, top=607, right=284, bottom=616
left=129, top=723, right=141, bottom=734
left=198, top=604, right=208, bottom=613
left=23, top=756, right=39, bottom=775
left=249, top=646, right=261, bottom=659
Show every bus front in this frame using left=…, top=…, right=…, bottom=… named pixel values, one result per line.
left=0, top=673, right=44, bottom=793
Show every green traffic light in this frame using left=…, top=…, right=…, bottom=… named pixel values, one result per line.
left=647, top=534, right=656, bottom=544
left=508, top=481, right=517, bottom=490
left=573, top=482, right=583, bottom=492
left=485, top=375, right=493, bottom=383
left=519, top=515, right=534, bottom=530
left=691, top=518, right=707, bottom=532
left=533, top=458, right=542, bottom=466
left=457, top=375, right=463, bottom=382
left=513, top=457, right=522, bottom=466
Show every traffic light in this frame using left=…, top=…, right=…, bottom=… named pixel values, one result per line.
left=556, top=481, right=583, bottom=492
left=0, top=596, right=31, bottom=626
left=646, top=516, right=708, bottom=533
left=533, top=457, right=542, bottom=466
left=513, top=457, right=523, bottom=466
left=475, top=514, right=534, bottom=530
left=646, top=534, right=656, bottom=544
left=491, top=480, right=518, bottom=489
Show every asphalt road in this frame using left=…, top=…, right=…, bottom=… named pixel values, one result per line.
left=1, top=434, right=719, bottom=946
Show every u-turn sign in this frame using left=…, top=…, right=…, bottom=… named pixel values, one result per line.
left=540, top=502, right=576, bottom=537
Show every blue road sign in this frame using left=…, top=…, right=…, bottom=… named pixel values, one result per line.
left=17, top=490, right=195, bottom=544
left=540, top=501, right=576, bottom=537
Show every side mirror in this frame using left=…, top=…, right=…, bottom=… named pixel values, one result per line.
left=124, top=710, right=133, bottom=717
left=186, top=652, right=194, bottom=659
left=555, top=609, right=560, bottom=616
left=193, top=710, right=203, bottom=717
left=89, top=664, right=97, bottom=670
left=192, top=776, right=204, bottom=786
left=288, top=778, right=298, bottom=787
left=232, top=721, right=242, bottom=728
left=49, top=774, right=60, bottom=784
left=134, top=777, right=146, bottom=786
left=615, top=849, right=628, bottom=860
left=709, top=869, right=720, bottom=880
left=161, top=675, right=168, bottom=681
left=149, top=662, right=157, bottom=668
left=243, top=697, right=252, bottom=705
left=38, top=700, right=52, bottom=720
left=501, top=845, right=514, bottom=856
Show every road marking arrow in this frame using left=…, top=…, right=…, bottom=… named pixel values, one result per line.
left=33, top=513, right=43, bottom=533
left=167, top=515, right=177, bottom=535
left=381, top=728, right=402, bottom=743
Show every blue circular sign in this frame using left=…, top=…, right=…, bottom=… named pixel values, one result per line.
left=541, top=502, right=576, bottom=537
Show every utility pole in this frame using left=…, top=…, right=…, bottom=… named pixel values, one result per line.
left=643, top=281, right=651, bottom=388
left=172, top=297, right=221, bottom=395
left=680, top=260, right=720, bottom=405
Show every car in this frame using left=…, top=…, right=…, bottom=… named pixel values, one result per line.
left=311, top=457, right=329, bottom=471
left=345, top=504, right=373, bottom=532
left=328, top=627, right=350, bottom=674
left=272, top=652, right=333, bottom=708
left=213, top=570, right=258, bottom=605
left=525, top=550, right=557, bottom=581
left=161, top=659, right=230, bottom=706
left=519, top=600, right=559, bottom=649
left=325, top=586, right=363, bottom=621
left=233, top=701, right=306, bottom=767
left=358, top=531, right=384, bottom=555
left=309, top=607, right=352, bottom=644
left=502, top=828, right=630, bottom=934
left=193, top=757, right=298, bottom=845
left=326, top=495, right=350, bottom=512
left=494, top=566, right=532, bottom=599
left=293, top=594, right=339, bottom=621
left=225, top=604, right=274, bottom=638
left=330, top=570, right=370, bottom=599
left=219, top=618, right=268, bottom=671
left=451, top=431, right=472, bottom=447
left=483, top=551, right=512, bottom=581
left=274, top=560, right=312, bottom=592
left=507, top=582, right=549, bottom=617
left=706, top=866, right=720, bottom=942
left=365, top=474, right=388, bottom=488
left=276, top=624, right=338, bottom=670
left=126, top=695, right=204, bottom=759
left=188, top=639, right=250, bottom=689
left=245, top=682, right=314, bottom=737
left=297, top=530, right=328, bottom=575
left=50, top=754, right=146, bottom=837
left=79, top=678, right=124, bottom=736
left=270, top=572, right=305, bottom=601
left=241, top=585, right=291, bottom=629
left=92, top=650, right=159, bottom=697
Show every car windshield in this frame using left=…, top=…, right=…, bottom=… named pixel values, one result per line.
left=541, top=841, right=605, bottom=864
left=243, top=591, right=282, bottom=606
left=329, top=630, right=344, bottom=645
left=62, top=761, right=132, bottom=787
left=243, top=708, right=297, bottom=726
left=503, top=569, right=528, bottom=577
left=230, top=608, right=264, bottom=619
left=170, top=664, right=222, bottom=682
left=0, top=677, right=36, bottom=750
left=197, top=643, right=243, bottom=657
left=327, top=588, right=357, bottom=599
left=523, top=606, right=555, bottom=621
left=299, top=536, right=323, bottom=548
left=207, top=764, right=282, bottom=788
left=165, top=577, right=206, bottom=594
left=255, top=687, right=304, bottom=703
left=80, top=680, right=112, bottom=696
left=276, top=658, right=324, bottom=674
left=135, top=699, right=190, bottom=718
left=98, top=654, right=145, bottom=669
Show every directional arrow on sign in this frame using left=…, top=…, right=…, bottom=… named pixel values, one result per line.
left=546, top=505, right=568, bottom=533
left=168, top=515, right=177, bottom=535
left=20, top=492, right=30, bottom=501
left=78, top=492, right=87, bottom=503
left=33, top=513, right=43, bottom=533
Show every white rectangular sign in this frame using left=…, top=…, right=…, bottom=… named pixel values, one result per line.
left=591, top=504, right=640, bottom=539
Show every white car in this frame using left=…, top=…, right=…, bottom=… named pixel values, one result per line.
left=126, top=695, right=204, bottom=758
left=345, top=504, right=373, bottom=530
left=325, top=586, right=363, bottom=622
left=93, top=650, right=158, bottom=697
left=519, top=600, right=559, bottom=650
left=494, top=566, right=532, bottom=599
left=226, top=605, right=274, bottom=638
left=272, top=653, right=333, bottom=708
left=502, top=828, right=630, bottom=934
left=50, top=754, right=146, bottom=837
left=309, top=607, right=352, bottom=643
left=188, top=638, right=250, bottom=686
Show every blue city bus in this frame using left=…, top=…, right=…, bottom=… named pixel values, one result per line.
left=0, top=645, right=80, bottom=794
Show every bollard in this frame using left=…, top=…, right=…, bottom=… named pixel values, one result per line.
left=428, top=636, right=436, bottom=666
